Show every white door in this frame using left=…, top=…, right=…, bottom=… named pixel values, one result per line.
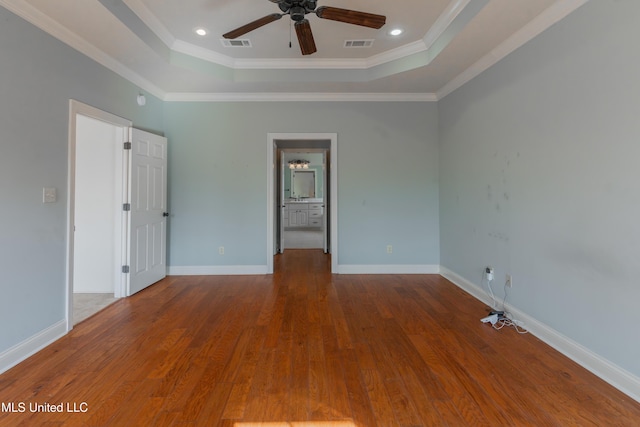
left=279, top=150, right=286, bottom=253
left=322, top=150, right=328, bottom=253
left=127, top=128, right=168, bottom=295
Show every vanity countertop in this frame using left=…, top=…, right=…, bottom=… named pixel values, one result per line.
left=286, top=198, right=323, bottom=204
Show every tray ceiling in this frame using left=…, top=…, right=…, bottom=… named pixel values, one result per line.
left=0, top=0, right=588, bottom=101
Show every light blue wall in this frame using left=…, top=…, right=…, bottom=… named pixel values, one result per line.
left=0, top=8, right=164, bottom=354
left=439, top=0, right=640, bottom=376
left=164, top=102, right=440, bottom=267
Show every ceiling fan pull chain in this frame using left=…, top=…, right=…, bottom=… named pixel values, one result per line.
left=289, top=19, right=292, bottom=48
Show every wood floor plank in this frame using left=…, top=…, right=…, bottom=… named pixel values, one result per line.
left=308, top=359, right=331, bottom=420
left=1, top=250, right=639, bottom=426
left=341, top=348, right=379, bottom=427
left=383, top=378, right=422, bottom=427
left=241, top=348, right=275, bottom=422
left=360, top=369, right=399, bottom=427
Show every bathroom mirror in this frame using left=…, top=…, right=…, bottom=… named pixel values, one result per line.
left=291, top=170, right=316, bottom=198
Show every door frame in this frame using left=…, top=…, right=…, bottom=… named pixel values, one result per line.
left=66, top=100, right=131, bottom=331
left=266, top=133, right=338, bottom=274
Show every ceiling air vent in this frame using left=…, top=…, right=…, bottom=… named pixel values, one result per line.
left=344, top=39, right=374, bottom=48
left=220, top=39, right=252, bottom=47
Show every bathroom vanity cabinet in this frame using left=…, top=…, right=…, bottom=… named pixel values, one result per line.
left=284, top=202, right=323, bottom=228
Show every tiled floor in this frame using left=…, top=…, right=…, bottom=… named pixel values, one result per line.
left=283, top=228, right=324, bottom=249
left=73, top=293, right=119, bottom=324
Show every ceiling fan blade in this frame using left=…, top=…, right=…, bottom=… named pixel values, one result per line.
left=316, top=6, right=386, bottom=29
left=223, top=13, right=282, bottom=39
left=295, top=19, right=317, bottom=55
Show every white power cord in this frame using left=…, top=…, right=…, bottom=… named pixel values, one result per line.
left=483, top=267, right=498, bottom=310
left=493, top=315, right=528, bottom=334
left=481, top=268, right=528, bottom=334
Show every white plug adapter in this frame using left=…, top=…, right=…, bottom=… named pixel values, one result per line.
left=480, top=314, right=498, bottom=325
left=485, top=266, right=494, bottom=282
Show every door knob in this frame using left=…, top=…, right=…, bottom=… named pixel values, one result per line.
left=163, top=212, right=169, bottom=217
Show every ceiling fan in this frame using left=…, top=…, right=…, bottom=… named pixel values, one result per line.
left=222, top=0, right=386, bottom=55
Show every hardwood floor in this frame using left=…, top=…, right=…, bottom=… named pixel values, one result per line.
left=1, top=250, right=638, bottom=426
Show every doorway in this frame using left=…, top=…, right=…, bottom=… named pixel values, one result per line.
left=67, top=102, right=130, bottom=327
left=266, top=133, right=338, bottom=274
left=280, top=150, right=327, bottom=251
left=66, top=101, right=169, bottom=329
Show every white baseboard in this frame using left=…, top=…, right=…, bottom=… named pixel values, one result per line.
left=440, top=266, right=640, bottom=404
left=337, top=264, right=440, bottom=274
left=0, top=319, right=67, bottom=375
left=168, top=265, right=268, bottom=275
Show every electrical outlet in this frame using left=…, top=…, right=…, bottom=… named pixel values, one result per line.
left=386, top=245, right=393, bottom=254
left=506, top=274, right=513, bottom=287
left=218, top=246, right=225, bottom=255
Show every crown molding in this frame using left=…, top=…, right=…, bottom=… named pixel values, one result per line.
left=0, top=0, right=165, bottom=99
left=364, top=40, right=428, bottom=68
left=225, top=39, right=429, bottom=70
left=163, top=92, right=437, bottom=102
left=124, top=29, right=431, bottom=72
left=436, top=0, right=590, bottom=99
left=423, top=0, right=472, bottom=49
left=171, top=39, right=237, bottom=68
left=123, top=0, right=176, bottom=48
left=231, top=57, right=369, bottom=70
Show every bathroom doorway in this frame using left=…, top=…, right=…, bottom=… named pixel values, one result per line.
left=280, top=150, right=327, bottom=251
left=266, top=133, right=338, bottom=274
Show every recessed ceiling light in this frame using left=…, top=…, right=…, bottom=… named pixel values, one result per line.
left=194, top=28, right=208, bottom=36
left=389, top=28, right=403, bottom=36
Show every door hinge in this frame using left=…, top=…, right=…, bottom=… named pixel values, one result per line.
left=124, top=141, right=132, bottom=150
left=123, top=203, right=131, bottom=211
left=122, top=265, right=130, bottom=274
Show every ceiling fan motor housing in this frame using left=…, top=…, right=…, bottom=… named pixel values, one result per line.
left=277, top=0, right=318, bottom=18
left=290, top=6, right=306, bottom=21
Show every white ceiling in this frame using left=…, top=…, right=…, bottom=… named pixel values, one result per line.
left=1, top=0, right=588, bottom=101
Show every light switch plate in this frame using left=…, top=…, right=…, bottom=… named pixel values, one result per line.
left=43, top=187, right=57, bottom=203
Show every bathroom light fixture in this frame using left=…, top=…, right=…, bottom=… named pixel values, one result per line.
left=288, top=159, right=310, bottom=169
